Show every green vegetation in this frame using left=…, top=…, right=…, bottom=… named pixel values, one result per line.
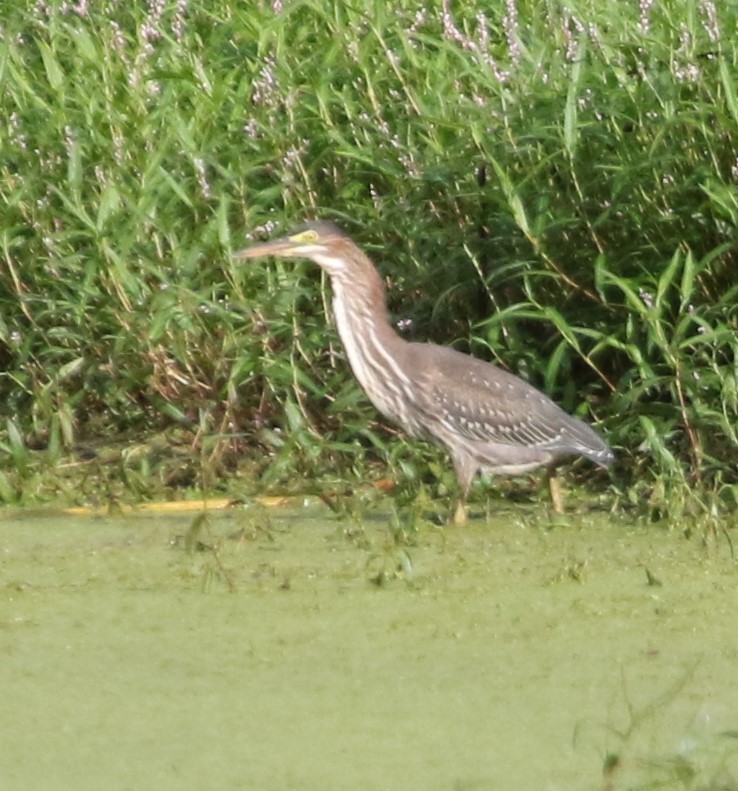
left=1, top=0, right=737, bottom=520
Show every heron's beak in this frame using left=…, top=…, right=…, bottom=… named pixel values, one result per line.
left=233, top=237, right=298, bottom=260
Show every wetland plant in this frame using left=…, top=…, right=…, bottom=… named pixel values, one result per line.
left=0, top=1, right=735, bottom=525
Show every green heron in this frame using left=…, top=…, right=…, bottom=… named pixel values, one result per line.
left=235, top=221, right=613, bottom=523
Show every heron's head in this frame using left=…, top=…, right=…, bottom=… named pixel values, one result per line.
left=234, top=221, right=355, bottom=277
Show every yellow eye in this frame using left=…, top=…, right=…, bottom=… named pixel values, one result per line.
left=291, top=229, right=319, bottom=244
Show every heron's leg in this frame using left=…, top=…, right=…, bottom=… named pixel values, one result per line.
left=547, top=468, right=565, bottom=514
left=451, top=454, right=476, bottom=525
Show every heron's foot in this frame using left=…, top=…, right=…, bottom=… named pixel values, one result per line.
left=452, top=500, right=468, bottom=525
left=548, top=473, right=565, bottom=515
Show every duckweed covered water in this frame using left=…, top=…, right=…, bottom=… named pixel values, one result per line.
left=1, top=504, right=737, bottom=790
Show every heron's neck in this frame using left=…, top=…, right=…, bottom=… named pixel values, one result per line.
left=328, top=266, right=413, bottom=418
left=329, top=265, right=405, bottom=358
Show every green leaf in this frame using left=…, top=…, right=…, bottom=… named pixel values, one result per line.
left=58, top=357, right=86, bottom=382
left=38, top=40, right=63, bottom=91
left=489, top=158, right=530, bottom=236
left=97, top=184, right=122, bottom=232
left=719, top=55, right=738, bottom=127
left=563, top=42, right=584, bottom=156
left=678, top=250, right=696, bottom=311
left=655, top=249, right=682, bottom=310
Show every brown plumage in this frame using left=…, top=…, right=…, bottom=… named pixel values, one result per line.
left=235, top=221, right=613, bottom=522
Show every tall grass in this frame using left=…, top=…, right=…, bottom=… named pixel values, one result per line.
left=0, top=0, right=736, bottom=515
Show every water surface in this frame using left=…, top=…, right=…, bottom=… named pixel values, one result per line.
left=1, top=504, right=737, bottom=789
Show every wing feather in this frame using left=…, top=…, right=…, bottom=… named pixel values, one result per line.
left=407, top=343, right=611, bottom=463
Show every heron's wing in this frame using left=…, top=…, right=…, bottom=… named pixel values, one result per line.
left=409, top=344, right=609, bottom=460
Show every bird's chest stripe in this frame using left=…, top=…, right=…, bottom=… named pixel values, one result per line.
left=312, top=252, right=351, bottom=273
left=331, top=293, right=412, bottom=422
